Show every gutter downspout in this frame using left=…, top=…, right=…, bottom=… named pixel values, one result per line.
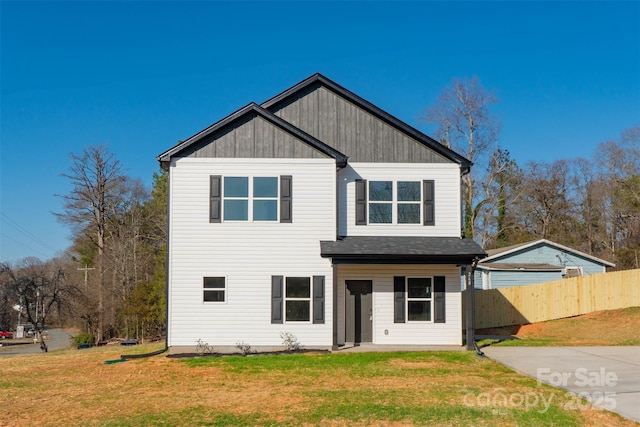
left=332, top=162, right=347, bottom=350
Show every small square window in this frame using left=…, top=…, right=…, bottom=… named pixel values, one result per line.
left=369, top=181, right=392, bottom=201
left=253, top=177, right=278, bottom=198
left=369, top=203, right=392, bottom=223
left=224, top=200, right=248, bottom=221
left=398, top=181, right=421, bottom=201
left=398, top=204, right=420, bottom=224
left=408, top=301, right=430, bottom=321
left=203, top=277, right=225, bottom=302
left=224, top=177, right=248, bottom=197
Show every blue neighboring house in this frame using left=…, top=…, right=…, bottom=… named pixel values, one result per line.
left=475, top=239, right=615, bottom=289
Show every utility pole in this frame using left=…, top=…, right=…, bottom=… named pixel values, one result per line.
left=78, top=264, right=95, bottom=292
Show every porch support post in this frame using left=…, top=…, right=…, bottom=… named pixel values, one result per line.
left=465, top=264, right=475, bottom=350
left=332, top=262, right=339, bottom=350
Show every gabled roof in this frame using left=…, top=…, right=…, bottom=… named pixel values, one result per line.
left=320, top=236, right=486, bottom=264
left=262, top=73, right=472, bottom=174
left=157, top=102, right=348, bottom=168
left=481, top=239, right=615, bottom=267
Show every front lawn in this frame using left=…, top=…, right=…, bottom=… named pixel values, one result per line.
left=1, top=344, right=634, bottom=426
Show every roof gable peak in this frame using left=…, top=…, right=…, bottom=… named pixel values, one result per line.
left=157, top=101, right=347, bottom=167
left=262, top=73, right=472, bottom=171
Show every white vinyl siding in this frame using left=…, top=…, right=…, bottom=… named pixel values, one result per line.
left=167, top=158, right=335, bottom=349
left=339, top=163, right=461, bottom=237
left=336, top=264, right=462, bottom=346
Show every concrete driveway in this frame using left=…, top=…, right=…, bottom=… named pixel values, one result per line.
left=483, top=346, right=640, bottom=422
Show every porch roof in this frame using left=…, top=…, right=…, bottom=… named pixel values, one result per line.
left=320, top=236, right=486, bottom=264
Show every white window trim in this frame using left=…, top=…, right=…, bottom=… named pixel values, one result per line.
left=222, top=176, right=279, bottom=222
left=284, top=276, right=312, bottom=323
left=406, top=276, right=434, bottom=323
left=367, top=180, right=422, bottom=225
left=203, top=276, right=227, bottom=304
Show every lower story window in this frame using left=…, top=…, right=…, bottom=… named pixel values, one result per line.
left=285, top=277, right=310, bottom=321
left=407, top=277, right=432, bottom=321
left=203, top=277, right=225, bottom=302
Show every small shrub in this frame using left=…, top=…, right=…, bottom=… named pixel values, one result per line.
left=73, top=333, right=95, bottom=346
left=235, top=340, right=253, bottom=355
left=196, top=339, right=214, bottom=355
left=280, top=331, right=300, bottom=351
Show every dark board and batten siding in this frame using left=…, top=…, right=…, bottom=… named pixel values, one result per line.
left=181, top=115, right=330, bottom=160
left=272, top=86, right=453, bottom=164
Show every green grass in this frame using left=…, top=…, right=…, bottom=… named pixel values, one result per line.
left=3, top=347, right=633, bottom=426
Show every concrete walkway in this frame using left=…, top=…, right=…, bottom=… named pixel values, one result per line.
left=483, top=346, right=640, bottom=422
left=333, top=343, right=466, bottom=352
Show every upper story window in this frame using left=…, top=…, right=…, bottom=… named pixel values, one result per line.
left=357, top=179, right=433, bottom=225
left=209, top=175, right=292, bottom=223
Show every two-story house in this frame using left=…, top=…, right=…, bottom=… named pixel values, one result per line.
left=157, top=74, right=486, bottom=354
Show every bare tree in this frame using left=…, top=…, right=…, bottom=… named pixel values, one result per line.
left=514, top=160, right=580, bottom=242
left=422, top=76, right=500, bottom=239
left=55, top=145, right=125, bottom=343
left=0, top=258, right=80, bottom=351
left=598, top=127, right=640, bottom=268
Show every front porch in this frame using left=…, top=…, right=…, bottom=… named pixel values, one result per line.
left=320, top=236, right=486, bottom=349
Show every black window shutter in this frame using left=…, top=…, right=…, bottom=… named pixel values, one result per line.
left=312, top=276, right=325, bottom=324
left=434, top=276, right=446, bottom=323
left=210, top=175, right=222, bottom=223
left=393, top=276, right=406, bottom=323
left=355, top=179, right=367, bottom=225
left=423, top=180, right=435, bottom=226
left=271, top=276, right=283, bottom=324
left=280, top=175, right=292, bottom=223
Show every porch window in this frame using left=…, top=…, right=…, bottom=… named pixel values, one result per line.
left=407, top=278, right=432, bottom=321
left=394, top=276, right=445, bottom=323
left=203, top=277, right=225, bottom=302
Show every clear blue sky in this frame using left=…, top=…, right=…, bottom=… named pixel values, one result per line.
left=1, top=1, right=639, bottom=263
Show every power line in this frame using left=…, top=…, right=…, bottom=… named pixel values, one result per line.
left=0, top=232, right=50, bottom=260
left=0, top=210, right=58, bottom=253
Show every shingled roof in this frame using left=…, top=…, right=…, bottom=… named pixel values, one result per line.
left=320, top=236, right=486, bottom=264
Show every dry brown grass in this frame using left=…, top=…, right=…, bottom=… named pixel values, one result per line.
left=478, top=306, right=640, bottom=345
left=1, top=344, right=636, bottom=426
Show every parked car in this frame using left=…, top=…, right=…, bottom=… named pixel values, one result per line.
left=0, top=331, right=13, bottom=339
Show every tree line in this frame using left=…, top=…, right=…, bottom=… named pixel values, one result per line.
left=422, top=77, right=639, bottom=269
left=1, top=146, right=167, bottom=343
left=0, top=78, right=637, bottom=343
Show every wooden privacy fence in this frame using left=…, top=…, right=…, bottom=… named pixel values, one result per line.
left=467, top=269, right=640, bottom=329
